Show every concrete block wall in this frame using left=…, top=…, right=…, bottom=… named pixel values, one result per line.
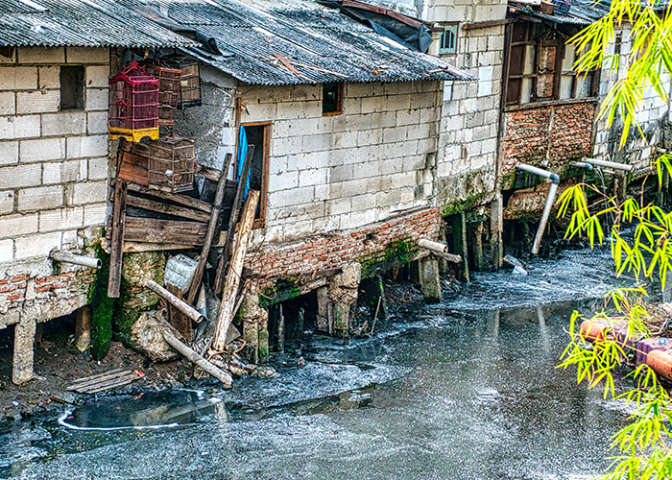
left=593, top=27, right=671, bottom=171
left=0, top=47, right=110, bottom=329
left=238, top=80, right=442, bottom=244
left=435, top=24, right=504, bottom=211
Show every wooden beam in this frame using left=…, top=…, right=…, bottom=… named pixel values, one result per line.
left=187, top=153, right=234, bottom=305
left=114, top=179, right=213, bottom=213
left=214, top=145, right=255, bottom=295
left=126, top=193, right=210, bottom=223
left=163, top=331, right=232, bottom=388
left=124, top=217, right=207, bottom=245
left=463, top=18, right=513, bottom=30
left=144, top=279, right=205, bottom=324
left=212, top=190, right=260, bottom=351
left=108, top=180, right=127, bottom=298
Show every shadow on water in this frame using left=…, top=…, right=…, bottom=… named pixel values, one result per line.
left=0, top=244, right=651, bottom=480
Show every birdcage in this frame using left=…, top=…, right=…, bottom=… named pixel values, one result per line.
left=147, top=137, right=195, bottom=193
left=108, top=61, right=159, bottom=142
left=177, top=60, right=202, bottom=108
left=146, top=64, right=181, bottom=129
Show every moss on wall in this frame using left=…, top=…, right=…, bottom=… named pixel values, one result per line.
left=89, top=242, right=115, bottom=360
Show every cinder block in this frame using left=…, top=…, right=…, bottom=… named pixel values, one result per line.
left=19, top=137, right=65, bottom=163
left=42, top=111, right=87, bottom=136
left=66, top=47, right=108, bottom=64
left=39, top=207, right=84, bottom=232
left=301, top=133, right=332, bottom=153
left=87, top=157, right=109, bottom=180
left=0, top=141, right=18, bottom=166
left=0, top=164, right=42, bottom=189
left=0, top=239, right=12, bottom=261
left=18, top=185, right=63, bottom=212
left=14, top=231, right=62, bottom=259
left=0, top=92, right=15, bottom=115
left=360, top=95, right=386, bottom=114
left=298, top=168, right=327, bottom=187
left=86, top=111, right=108, bottom=134
left=0, top=66, right=38, bottom=90
left=0, top=213, right=39, bottom=238
left=85, top=88, right=108, bottom=111
left=85, top=65, right=110, bottom=88
left=0, top=190, right=14, bottom=214
left=0, top=115, right=41, bottom=140
left=43, top=160, right=87, bottom=184
left=18, top=47, right=65, bottom=64
left=83, top=203, right=108, bottom=226
left=66, top=135, right=108, bottom=159
left=38, top=66, right=60, bottom=89
left=356, top=129, right=382, bottom=147
left=72, top=181, right=107, bottom=205
left=17, top=89, right=60, bottom=114
left=267, top=186, right=314, bottom=208
left=268, top=170, right=298, bottom=192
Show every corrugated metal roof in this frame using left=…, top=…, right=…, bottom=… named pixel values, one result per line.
left=0, top=0, right=198, bottom=48
left=131, top=0, right=475, bottom=85
left=510, top=0, right=669, bottom=26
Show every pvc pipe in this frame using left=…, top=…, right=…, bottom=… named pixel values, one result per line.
left=50, top=250, right=101, bottom=269
left=515, top=163, right=560, bottom=255
left=571, top=161, right=594, bottom=171
left=582, top=157, right=634, bottom=172
left=417, top=238, right=449, bottom=254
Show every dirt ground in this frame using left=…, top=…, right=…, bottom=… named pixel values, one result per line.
left=0, top=314, right=191, bottom=423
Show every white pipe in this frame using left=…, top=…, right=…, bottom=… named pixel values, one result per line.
left=515, top=163, right=560, bottom=255
left=50, top=250, right=101, bottom=269
left=571, top=161, right=594, bottom=171
left=582, top=157, right=634, bottom=172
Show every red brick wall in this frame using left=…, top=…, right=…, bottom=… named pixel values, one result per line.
left=502, top=102, right=596, bottom=174
left=245, top=207, right=441, bottom=290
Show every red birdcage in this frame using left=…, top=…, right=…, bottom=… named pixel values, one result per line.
left=109, top=61, right=160, bottom=142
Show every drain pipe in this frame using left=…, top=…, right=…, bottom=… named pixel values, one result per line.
left=581, top=157, right=634, bottom=172
left=571, top=161, right=594, bottom=171
left=515, top=163, right=560, bottom=255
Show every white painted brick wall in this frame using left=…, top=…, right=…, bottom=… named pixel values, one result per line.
left=18, top=185, right=63, bottom=212
left=19, top=138, right=65, bottom=162
left=0, top=191, right=14, bottom=215
left=16, top=90, right=60, bottom=114
left=14, top=232, right=62, bottom=260
left=72, top=181, right=107, bottom=205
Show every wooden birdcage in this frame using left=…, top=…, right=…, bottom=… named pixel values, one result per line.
left=177, top=60, right=202, bottom=108
left=147, top=137, right=195, bottom=193
left=108, top=61, right=159, bottom=142
left=146, top=64, right=181, bottom=129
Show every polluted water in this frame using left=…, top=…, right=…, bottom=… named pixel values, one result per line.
left=0, top=244, right=656, bottom=480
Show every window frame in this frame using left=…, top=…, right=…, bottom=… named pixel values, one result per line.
left=504, top=21, right=600, bottom=108
left=240, top=121, right=271, bottom=230
left=438, top=24, right=459, bottom=56
left=322, top=82, right=344, bottom=116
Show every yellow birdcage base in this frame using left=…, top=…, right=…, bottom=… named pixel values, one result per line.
left=109, top=127, right=159, bottom=143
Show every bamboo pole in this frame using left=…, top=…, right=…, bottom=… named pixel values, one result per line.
left=144, top=279, right=205, bottom=324
left=212, top=190, right=260, bottom=351
left=163, top=331, right=233, bottom=388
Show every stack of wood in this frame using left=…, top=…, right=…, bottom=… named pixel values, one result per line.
left=104, top=140, right=262, bottom=389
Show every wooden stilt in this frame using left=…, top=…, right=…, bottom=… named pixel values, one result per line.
left=108, top=180, right=127, bottom=298
left=75, top=306, right=92, bottom=352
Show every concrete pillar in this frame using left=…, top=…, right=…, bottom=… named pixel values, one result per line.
left=75, top=305, right=92, bottom=352
left=328, top=263, right=361, bottom=337
left=241, top=286, right=268, bottom=364
left=12, top=317, right=36, bottom=385
left=419, top=256, right=441, bottom=303
left=453, top=212, right=470, bottom=282
left=316, top=286, right=331, bottom=334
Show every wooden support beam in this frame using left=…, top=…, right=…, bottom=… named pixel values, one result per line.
left=144, top=279, right=205, bottom=324
left=126, top=193, right=210, bottom=223
left=212, top=190, right=260, bottom=351
left=115, top=180, right=213, bottom=213
left=163, top=331, right=232, bottom=388
left=123, top=217, right=207, bottom=245
left=108, top=180, right=127, bottom=298
left=214, top=145, right=255, bottom=295
left=187, top=153, right=234, bottom=305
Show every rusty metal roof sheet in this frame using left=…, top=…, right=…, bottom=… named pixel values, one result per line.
left=133, top=0, right=475, bottom=85
left=0, top=0, right=198, bottom=48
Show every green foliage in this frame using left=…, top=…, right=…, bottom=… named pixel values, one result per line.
left=89, top=241, right=115, bottom=360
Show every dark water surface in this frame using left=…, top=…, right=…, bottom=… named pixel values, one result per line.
left=2, top=246, right=655, bottom=480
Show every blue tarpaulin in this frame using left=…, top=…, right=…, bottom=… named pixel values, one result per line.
left=237, top=126, right=250, bottom=200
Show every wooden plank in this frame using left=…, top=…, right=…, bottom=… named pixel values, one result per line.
left=67, top=367, right=124, bottom=386
left=212, top=190, right=260, bottom=351
left=114, top=179, right=212, bottom=213
left=214, top=145, right=255, bottom=295
left=126, top=192, right=210, bottom=223
left=187, top=153, right=234, bottom=304
left=68, top=369, right=134, bottom=391
left=108, top=180, right=127, bottom=298
left=117, top=150, right=149, bottom=186
left=462, top=18, right=513, bottom=30
left=163, top=331, right=233, bottom=388
left=124, top=217, right=207, bottom=245
left=167, top=284, right=193, bottom=340
left=194, top=163, right=222, bottom=182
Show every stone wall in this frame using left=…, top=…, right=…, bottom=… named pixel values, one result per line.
left=0, top=47, right=110, bottom=329
left=238, top=80, right=442, bottom=245
left=501, top=102, right=597, bottom=175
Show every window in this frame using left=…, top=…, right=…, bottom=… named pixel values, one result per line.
left=240, top=122, right=270, bottom=228
left=505, top=22, right=599, bottom=106
left=60, top=66, right=85, bottom=110
left=322, top=82, right=343, bottom=116
left=439, top=25, right=458, bottom=55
